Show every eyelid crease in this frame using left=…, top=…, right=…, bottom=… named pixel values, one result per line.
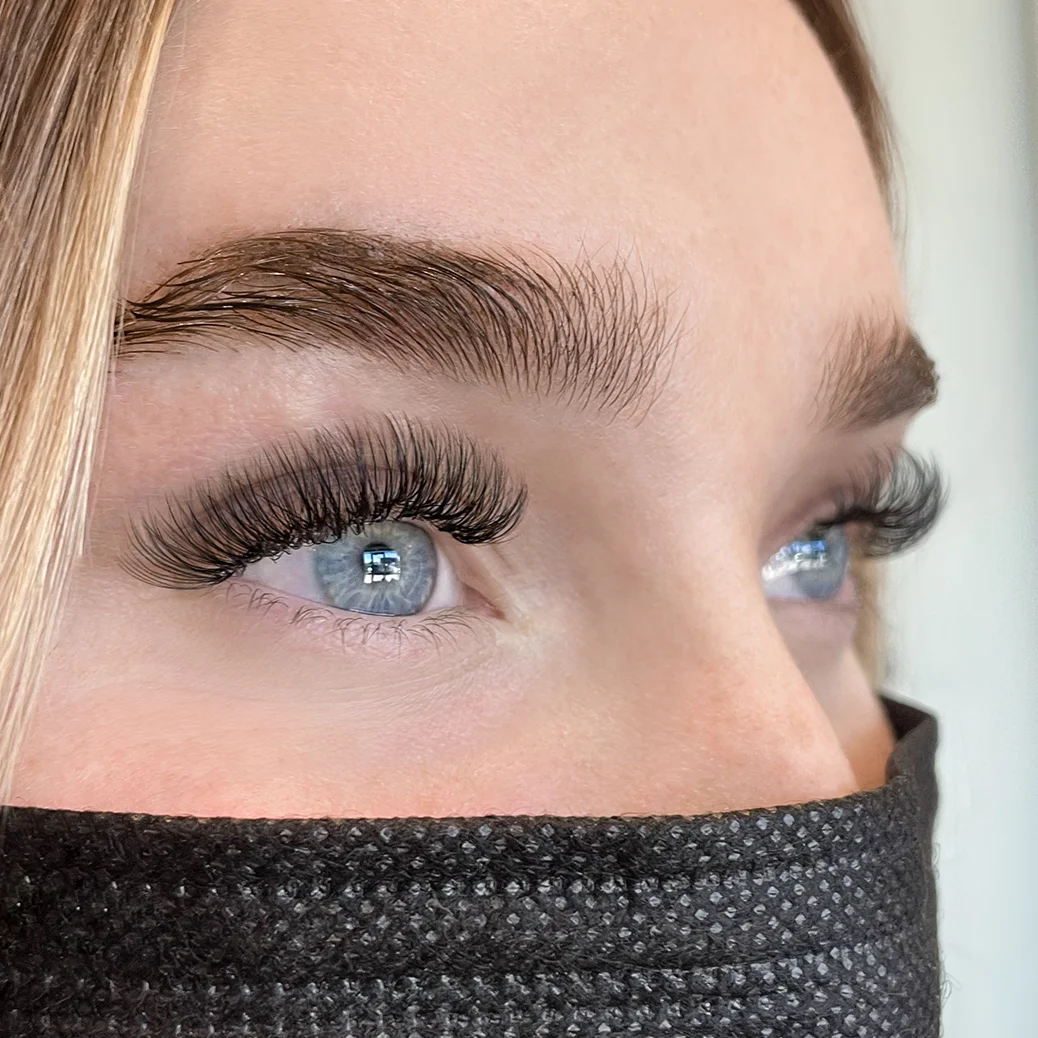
left=123, top=414, right=527, bottom=591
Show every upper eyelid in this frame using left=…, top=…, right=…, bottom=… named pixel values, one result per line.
left=813, top=451, right=945, bottom=556
left=839, top=458, right=945, bottom=558
left=124, top=418, right=941, bottom=594
left=123, top=415, right=527, bottom=590
left=764, top=448, right=945, bottom=561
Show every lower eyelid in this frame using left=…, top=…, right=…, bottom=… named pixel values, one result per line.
left=218, top=578, right=495, bottom=663
left=770, top=597, right=860, bottom=657
left=769, top=575, right=861, bottom=646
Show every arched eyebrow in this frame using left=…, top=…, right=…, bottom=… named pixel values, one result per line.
left=816, top=317, right=939, bottom=430
left=118, top=228, right=938, bottom=429
left=118, top=228, right=676, bottom=419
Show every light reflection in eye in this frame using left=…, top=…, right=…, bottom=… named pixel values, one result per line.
left=312, top=522, right=438, bottom=615
left=240, top=520, right=457, bottom=618
left=762, top=526, right=850, bottom=601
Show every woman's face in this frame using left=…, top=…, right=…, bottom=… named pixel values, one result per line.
left=13, top=0, right=937, bottom=818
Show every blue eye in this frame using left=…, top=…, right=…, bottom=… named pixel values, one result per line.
left=762, top=526, right=850, bottom=601
left=312, top=521, right=438, bottom=616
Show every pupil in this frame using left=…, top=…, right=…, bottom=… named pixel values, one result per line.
left=362, top=544, right=402, bottom=584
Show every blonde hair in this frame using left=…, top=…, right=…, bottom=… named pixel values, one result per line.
left=0, top=0, right=175, bottom=798
left=0, top=0, right=892, bottom=800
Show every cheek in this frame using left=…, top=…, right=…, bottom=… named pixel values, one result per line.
left=769, top=583, right=860, bottom=701
left=770, top=594, right=894, bottom=789
left=14, top=578, right=865, bottom=820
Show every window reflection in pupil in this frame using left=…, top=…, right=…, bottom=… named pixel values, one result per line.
left=362, top=545, right=402, bottom=584
left=761, top=534, right=835, bottom=583
left=312, top=523, right=437, bottom=616
left=791, top=539, right=829, bottom=572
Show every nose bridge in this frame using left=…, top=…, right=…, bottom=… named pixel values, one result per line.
left=569, top=568, right=860, bottom=813
left=576, top=529, right=772, bottom=685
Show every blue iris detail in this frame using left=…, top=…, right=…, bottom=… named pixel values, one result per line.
left=312, top=521, right=437, bottom=615
left=762, top=526, right=850, bottom=601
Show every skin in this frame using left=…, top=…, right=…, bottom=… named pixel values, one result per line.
left=12, top=0, right=914, bottom=819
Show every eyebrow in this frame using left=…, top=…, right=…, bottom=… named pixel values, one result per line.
left=816, top=317, right=938, bottom=430
left=118, top=228, right=937, bottom=429
left=119, top=229, right=675, bottom=418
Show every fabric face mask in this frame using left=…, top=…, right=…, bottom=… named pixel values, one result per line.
left=0, top=699, right=940, bottom=1037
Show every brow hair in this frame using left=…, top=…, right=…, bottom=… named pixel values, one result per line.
left=120, top=228, right=938, bottom=433
left=817, top=316, right=938, bottom=430
left=119, top=229, right=676, bottom=418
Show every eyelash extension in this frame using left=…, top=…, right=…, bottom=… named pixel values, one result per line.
left=125, top=416, right=528, bottom=590
left=821, top=449, right=946, bottom=557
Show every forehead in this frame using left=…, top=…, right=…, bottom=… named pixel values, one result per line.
left=126, top=0, right=901, bottom=443
left=131, top=0, right=893, bottom=271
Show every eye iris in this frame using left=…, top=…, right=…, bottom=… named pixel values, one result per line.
left=762, top=526, right=849, bottom=601
left=312, top=522, right=437, bottom=615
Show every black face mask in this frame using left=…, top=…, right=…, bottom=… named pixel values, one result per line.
left=0, top=699, right=940, bottom=1037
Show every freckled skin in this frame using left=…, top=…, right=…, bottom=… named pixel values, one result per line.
left=14, top=0, right=900, bottom=818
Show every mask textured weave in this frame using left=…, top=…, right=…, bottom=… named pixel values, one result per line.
left=0, top=700, right=940, bottom=1037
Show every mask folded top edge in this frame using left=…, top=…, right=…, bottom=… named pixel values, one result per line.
left=0, top=695, right=943, bottom=1037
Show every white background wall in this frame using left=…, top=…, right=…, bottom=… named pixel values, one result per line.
left=853, top=3, right=1038, bottom=1035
